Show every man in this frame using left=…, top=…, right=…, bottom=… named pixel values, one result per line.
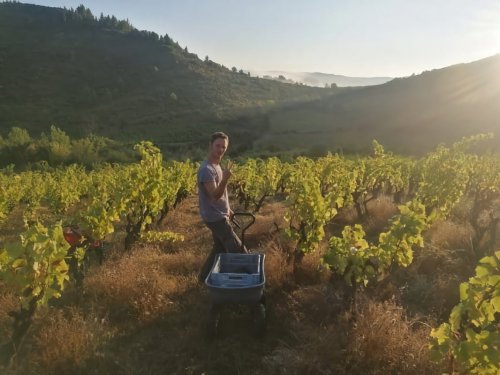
left=197, top=132, right=246, bottom=283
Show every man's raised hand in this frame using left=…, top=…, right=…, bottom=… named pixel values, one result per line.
left=223, top=160, right=233, bottom=181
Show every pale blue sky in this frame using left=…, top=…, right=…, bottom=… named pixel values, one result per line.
left=15, top=0, right=500, bottom=77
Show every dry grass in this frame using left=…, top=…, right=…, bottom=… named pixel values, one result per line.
left=263, top=245, right=292, bottom=289
left=160, top=197, right=210, bottom=255
left=29, top=308, right=109, bottom=374
left=365, top=195, right=399, bottom=236
left=85, top=246, right=196, bottom=323
left=325, top=196, right=397, bottom=243
left=419, top=220, right=476, bottom=284
left=345, top=299, right=437, bottom=374
left=262, top=292, right=438, bottom=375
left=428, top=220, right=474, bottom=251
left=247, top=199, right=289, bottom=249
left=0, top=291, right=17, bottom=343
left=294, top=244, right=331, bottom=286
left=396, top=219, right=476, bottom=317
left=450, top=196, right=473, bottom=223
left=338, top=204, right=359, bottom=225
left=261, top=284, right=345, bottom=374
left=398, top=267, right=462, bottom=319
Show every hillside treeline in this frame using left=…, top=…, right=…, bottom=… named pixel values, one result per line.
left=0, top=126, right=134, bottom=169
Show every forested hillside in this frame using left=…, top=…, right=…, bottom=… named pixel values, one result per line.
left=0, top=2, right=329, bottom=155
left=254, top=54, right=500, bottom=154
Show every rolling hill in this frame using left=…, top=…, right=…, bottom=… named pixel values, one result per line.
left=0, top=2, right=331, bottom=155
left=253, top=54, right=500, bottom=155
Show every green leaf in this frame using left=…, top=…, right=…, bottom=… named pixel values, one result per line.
left=11, top=258, right=26, bottom=269
left=491, top=296, right=500, bottom=313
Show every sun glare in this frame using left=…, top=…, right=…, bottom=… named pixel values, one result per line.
left=473, top=6, right=500, bottom=59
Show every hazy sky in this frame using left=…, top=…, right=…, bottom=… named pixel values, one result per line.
left=16, top=0, right=500, bottom=77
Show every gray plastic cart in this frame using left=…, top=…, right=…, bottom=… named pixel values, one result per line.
left=204, top=213, right=266, bottom=338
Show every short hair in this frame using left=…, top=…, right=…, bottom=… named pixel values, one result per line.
left=210, top=131, right=229, bottom=144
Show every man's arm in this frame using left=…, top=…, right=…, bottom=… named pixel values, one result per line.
left=203, top=177, right=229, bottom=201
left=203, top=163, right=232, bottom=201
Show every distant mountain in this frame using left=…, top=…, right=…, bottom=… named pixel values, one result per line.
left=252, top=54, right=500, bottom=155
left=250, top=70, right=393, bottom=87
left=0, top=2, right=331, bottom=154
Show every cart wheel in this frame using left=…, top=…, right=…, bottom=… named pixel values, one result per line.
left=205, top=305, right=221, bottom=340
left=253, top=303, right=266, bottom=338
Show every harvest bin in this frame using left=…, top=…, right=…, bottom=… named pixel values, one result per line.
left=205, top=253, right=265, bottom=304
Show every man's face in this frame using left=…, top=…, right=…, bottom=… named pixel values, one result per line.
left=210, top=138, right=228, bottom=160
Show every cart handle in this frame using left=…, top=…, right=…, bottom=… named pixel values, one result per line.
left=231, top=212, right=255, bottom=250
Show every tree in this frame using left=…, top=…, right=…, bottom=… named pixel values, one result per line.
left=47, top=126, right=71, bottom=164
left=163, top=33, right=172, bottom=44
left=75, top=5, right=95, bottom=24
left=71, top=138, right=99, bottom=165
left=117, top=19, right=134, bottom=32
left=6, top=127, right=31, bottom=147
